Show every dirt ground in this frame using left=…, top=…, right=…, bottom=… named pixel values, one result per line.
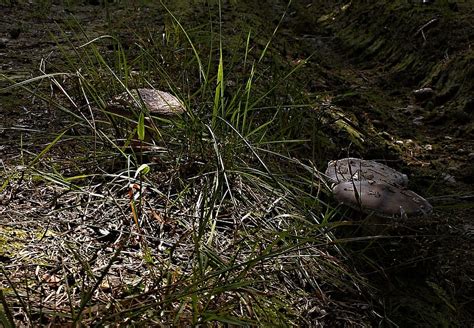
left=1, top=0, right=473, bottom=326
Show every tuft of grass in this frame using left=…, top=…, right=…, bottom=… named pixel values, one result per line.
left=0, top=1, right=381, bottom=326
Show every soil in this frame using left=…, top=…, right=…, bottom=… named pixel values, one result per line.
left=1, top=0, right=473, bottom=326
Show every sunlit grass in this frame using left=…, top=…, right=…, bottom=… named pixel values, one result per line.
left=0, top=1, right=381, bottom=326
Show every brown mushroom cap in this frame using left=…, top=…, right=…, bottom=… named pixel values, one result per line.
left=108, top=88, right=185, bottom=117
left=326, top=158, right=408, bottom=187
left=333, top=180, right=433, bottom=218
left=135, top=89, right=185, bottom=116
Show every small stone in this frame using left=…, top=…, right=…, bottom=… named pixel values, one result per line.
left=413, top=116, right=425, bottom=126
left=413, top=87, right=434, bottom=101
left=371, top=119, right=383, bottom=127
left=442, top=173, right=456, bottom=185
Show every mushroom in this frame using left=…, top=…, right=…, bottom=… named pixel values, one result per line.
left=105, top=88, right=186, bottom=151
left=325, top=157, right=408, bottom=187
left=107, top=88, right=185, bottom=117
left=326, top=157, right=433, bottom=218
left=332, top=180, right=433, bottom=218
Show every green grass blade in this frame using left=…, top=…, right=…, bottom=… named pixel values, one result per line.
left=160, top=1, right=207, bottom=84
left=137, top=112, right=145, bottom=141
left=28, top=128, right=70, bottom=169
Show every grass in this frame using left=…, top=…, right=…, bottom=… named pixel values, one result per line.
left=0, top=1, right=385, bottom=326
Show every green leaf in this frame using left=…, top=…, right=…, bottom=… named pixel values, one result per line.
left=135, top=164, right=150, bottom=178
left=137, top=112, right=145, bottom=141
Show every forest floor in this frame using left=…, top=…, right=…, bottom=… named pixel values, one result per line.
left=295, top=2, right=474, bottom=325
left=1, top=1, right=473, bottom=326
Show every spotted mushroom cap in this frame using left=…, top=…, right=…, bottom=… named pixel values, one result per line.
left=108, top=88, right=185, bottom=116
left=332, top=180, right=433, bottom=218
left=325, top=157, right=409, bottom=187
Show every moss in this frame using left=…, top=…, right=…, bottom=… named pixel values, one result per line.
left=0, top=226, right=56, bottom=260
left=0, top=226, right=28, bottom=258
